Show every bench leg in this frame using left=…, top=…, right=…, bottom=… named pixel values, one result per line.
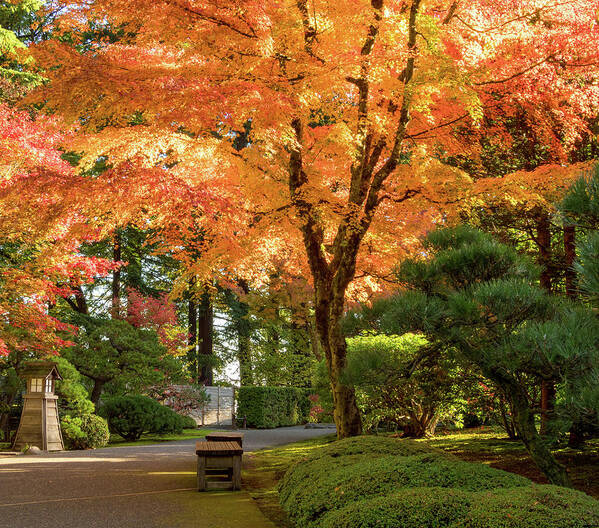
left=197, top=455, right=206, bottom=491
left=232, top=455, right=241, bottom=491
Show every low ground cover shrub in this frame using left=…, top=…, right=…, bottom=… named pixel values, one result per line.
left=281, top=453, right=528, bottom=527
left=461, top=485, right=599, bottom=528
left=61, top=414, right=110, bottom=449
left=279, top=435, right=599, bottom=528
left=99, top=395, right=191, bottom=441
left=320, top=487, right=472, bottom=528
left=236, top=387, right=310, bottom=428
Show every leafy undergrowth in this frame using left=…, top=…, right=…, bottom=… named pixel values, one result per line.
left=107, top=427, right=211, bottom=447
left=417, top=427, right=599, bottom=499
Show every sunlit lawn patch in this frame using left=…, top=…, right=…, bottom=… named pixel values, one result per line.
left=107, top=427, right=211, bottom=447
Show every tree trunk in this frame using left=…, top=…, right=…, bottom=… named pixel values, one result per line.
left=402, top=409, right=439, bottom=438
left=537, top=214, right=555, bottom=436
left=540, top=380, right=556, bottom=436
left=490, top=368, right=571, bottom=487
left=188, top=295, right=197, bottom=382
left=90, top=379, right=106, bottom=406
left=314, top=287, right=362, bottom=438
left=537, top=214, right=552, bottom=292
left=111, top=231, right=122, bottom=318
left=568, top=421, right=586, bottom=449
left=498, top=395, right=518, bottom=439
left=564, top=225, right=576, bottom=299
left=197, top=291, right=214, bottom=385
left=236, top=279, right=253, bottom=386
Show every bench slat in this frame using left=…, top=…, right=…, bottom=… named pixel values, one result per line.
left=196, top=440, right=243, bottom=456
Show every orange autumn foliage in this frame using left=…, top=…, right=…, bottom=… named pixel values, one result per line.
left=23, top=0, right=599, bottom=435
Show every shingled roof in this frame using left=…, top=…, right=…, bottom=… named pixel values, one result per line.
left=19, top=361, right=62, bottom=380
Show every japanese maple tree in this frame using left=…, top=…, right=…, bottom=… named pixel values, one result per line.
left=30, top=0, right=599, bottom=437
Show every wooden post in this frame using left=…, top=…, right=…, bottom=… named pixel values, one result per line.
left=197, top=455, right=206, bottom=491
left=232, top=454, right=242, bottom=491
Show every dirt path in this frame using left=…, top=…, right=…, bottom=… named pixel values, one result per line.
left=0, top=426, right=334, bottom=528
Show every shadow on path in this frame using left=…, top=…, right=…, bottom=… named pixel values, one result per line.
left=0, top=426, right=334, bottom=528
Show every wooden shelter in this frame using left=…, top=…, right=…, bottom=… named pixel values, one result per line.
left=12, top=361, right=64, bottom=451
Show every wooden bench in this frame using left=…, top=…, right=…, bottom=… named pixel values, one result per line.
left=205, top=432, right=244, bottom=448
left=196, top=440, right=243, bottom=491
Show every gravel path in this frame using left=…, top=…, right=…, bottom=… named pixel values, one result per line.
left=0, top=426, right=335, bottom=528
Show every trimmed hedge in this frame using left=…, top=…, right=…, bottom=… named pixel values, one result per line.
left=461, top=486, right=599, bottom=528
left=279, top=435, right=599, bottom=528
left=321, top=485, right=599, bottom=528
left=236, top=387, right=311, bottom=428
left=321, top=487, right=472, bottom=528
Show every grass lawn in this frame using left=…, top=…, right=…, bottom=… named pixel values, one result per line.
left=416, top=427, right=599, bottom=499
left=107, top=427, right=212, bottom=447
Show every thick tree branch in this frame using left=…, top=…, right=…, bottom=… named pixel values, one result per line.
left=347, top=0, right=384, bottom=205
left=296, top=0, right=325, bottom=63
left=288, top=118, right=330, bottom=283
left=330, top=0, right=422, bottom=290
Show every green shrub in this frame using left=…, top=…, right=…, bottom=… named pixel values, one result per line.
left=99, top=395, right=188, bottom=440
left=278, top=436, right=599, bottom=528
left=61, top=414, right=109, bottom=449
left=320, top=487, right=472, bottom=528
left=280, top=453, right=529, bottom=528
left=462, top=485, right=599, bottom=528
left=82, top=414, right=110, bottom=448
left=236, top=387, right=310, bottom=428
left=320, top=485, right=599, bottom=528
left=61, top=416, right=86, bottom=449
left=179, top=414, right=197, bottom=429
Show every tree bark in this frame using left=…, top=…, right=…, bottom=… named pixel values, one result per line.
left=289, top=0, right=421, bottom=439
left=314, top=285, right=362, bottom=438
left=564, top=225, right=576, bottom=298
left=236, top=279, right=253, bottom=386
left=540, top=381, right=556, bottom=436
left=568, top=421, right=586, bottom=449
left=188, top=295, right=198, bottom=382
left=489, top=367, right=571, bottom=487
left=197, top=291, right=214, bottom=385
left=537, top=214, right=555, bottom=436
left=537, top=214, right=552, bottom=292
left=90, top=379, right=106, bottom=405
left=111, top=231, right=122, bottom=318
